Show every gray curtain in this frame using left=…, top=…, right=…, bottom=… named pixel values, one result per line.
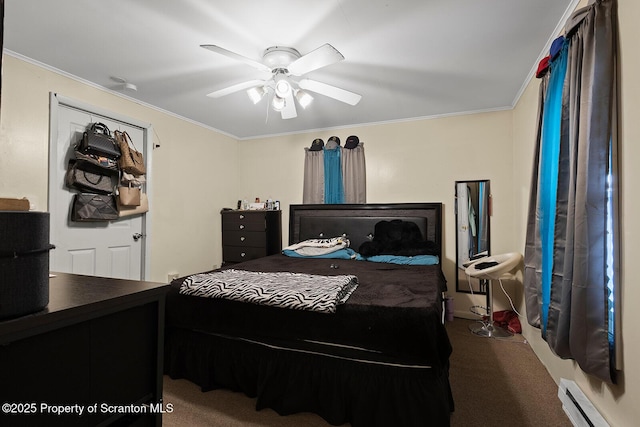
left=341, top=144, right=366, bottom=203
left=523, top=76, right=547, bottom=330
left=523, top=0, right=618, bottom=383
left=303, top=144, right=366, bottom=204
left=303, top=149, right=324, bottom=204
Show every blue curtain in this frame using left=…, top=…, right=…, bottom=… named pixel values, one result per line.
left=538, top=43, right=568, bottom=336
left=323, top=148, right=344, bottom=204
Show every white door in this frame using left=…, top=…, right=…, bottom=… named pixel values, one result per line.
left=49, top=98, right=148, bottom=280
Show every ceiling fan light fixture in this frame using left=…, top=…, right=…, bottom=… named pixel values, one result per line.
left=271, top=94, right=286, bottom=111
left=201, top=43, right=361, bottom=119
left=247, top=86, right=266, bottom=104
left=295, top=89, right=313, bottom=109
left=274, top=78, right=292, bottom=98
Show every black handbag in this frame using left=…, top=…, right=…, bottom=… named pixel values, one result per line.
left=74, top=150, right=119, bottom=176
left=71, top=193, right=118, bottom=221
left=66, top=160, right=114, bottom=194
left=79, top=123, right=121, bottom=159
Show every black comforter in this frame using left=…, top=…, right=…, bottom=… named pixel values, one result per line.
left=166, top=254, right=450, bottom=367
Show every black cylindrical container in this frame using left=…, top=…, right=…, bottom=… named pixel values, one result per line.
left=0, top=211, right=53, bottom=319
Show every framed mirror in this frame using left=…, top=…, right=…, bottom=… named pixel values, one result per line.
left=455, top=180, right=491, bottom=293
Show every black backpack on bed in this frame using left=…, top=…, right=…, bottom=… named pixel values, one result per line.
left=358, top=220, right=439, bottom=257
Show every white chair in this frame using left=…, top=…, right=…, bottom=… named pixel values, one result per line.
left=465, top=252, right=523, bottom=338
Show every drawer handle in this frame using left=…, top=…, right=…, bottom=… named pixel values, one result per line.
left=240, top=236, right=246, bottom=241
left=239, top=214, right=245, bottom=219
left=239, top=225, right=245, bottom=229
left=240, top=252, right=246, bottom=257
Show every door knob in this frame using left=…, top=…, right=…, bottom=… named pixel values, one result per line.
left=133, top=233, right=143, bottom=241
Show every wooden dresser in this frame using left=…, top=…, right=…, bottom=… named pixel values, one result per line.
left=221, top=210, right=282, bottom=265
left=0, top=273, right=169, bottom=427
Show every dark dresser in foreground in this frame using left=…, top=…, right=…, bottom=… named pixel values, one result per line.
left=221, top=209, right=282, bottom=265
left=0, top=273, right=169, bottom=427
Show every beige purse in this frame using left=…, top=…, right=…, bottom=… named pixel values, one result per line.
left=117, top=193, right=149, bottom=217
left=117, top=183, right=141, bottom=206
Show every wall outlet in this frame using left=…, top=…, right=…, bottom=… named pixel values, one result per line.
left=167, top=272, right=180, bottom=282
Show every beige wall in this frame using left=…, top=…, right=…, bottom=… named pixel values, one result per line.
left=0, top=55, right=240, bottom=283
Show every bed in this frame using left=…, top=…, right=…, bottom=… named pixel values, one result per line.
left=164, top=203, right=453, bottom=426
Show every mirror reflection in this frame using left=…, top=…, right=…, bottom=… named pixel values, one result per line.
left=455, top=180, right=491, bottom=293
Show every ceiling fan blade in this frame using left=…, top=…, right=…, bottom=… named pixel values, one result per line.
left=287, top=44, right=344, bottom=76
left=201, top=45, right=271, bottom=73
left=280, top=92, right=297, bottom=119
left=206, top=79, right=266, bottom=98
left=298, top=79, right=362, bottom=106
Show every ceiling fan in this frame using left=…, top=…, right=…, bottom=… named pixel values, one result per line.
left=201, top=43, right=362, bottom=119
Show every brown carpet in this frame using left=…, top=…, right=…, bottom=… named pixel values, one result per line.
left=162, top=318, right=571, bottom=426
left=161, top=378, right=335, bottom=427
left=448, top=319, right=571, bottom=427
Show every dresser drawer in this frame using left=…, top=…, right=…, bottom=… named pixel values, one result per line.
left=222, top=230, right=266, bottom=247
left=222, top=212, right=266, bottom=232
left=223, top=245, right=267, bottom=262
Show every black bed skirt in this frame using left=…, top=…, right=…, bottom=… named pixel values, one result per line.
left=165, top=327, right=453, bottom=427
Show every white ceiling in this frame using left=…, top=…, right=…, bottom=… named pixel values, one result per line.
left=4, top=0, right=574, bottom=140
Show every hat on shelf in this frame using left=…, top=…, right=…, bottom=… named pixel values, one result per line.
left=345, top=135, right=360, bottom=149
left=325, top=136, right=341, bottom=150
left=309, top=138, right=324, bottom=151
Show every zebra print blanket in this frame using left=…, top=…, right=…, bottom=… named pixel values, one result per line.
left=179, top=269, right=359, bottom=314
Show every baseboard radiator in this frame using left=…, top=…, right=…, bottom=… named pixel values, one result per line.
left=558, top=378, right=609, bottom=427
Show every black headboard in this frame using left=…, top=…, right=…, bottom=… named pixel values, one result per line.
left=289, top=203, right=442, bottom=253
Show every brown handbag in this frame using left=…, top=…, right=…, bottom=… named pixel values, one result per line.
left=115, top=131, right=146, bottom=175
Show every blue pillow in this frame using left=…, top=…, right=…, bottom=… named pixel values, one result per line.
left=283, top=248, right=357, bottom=259
left=355, top=254, right=439, bottom=265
